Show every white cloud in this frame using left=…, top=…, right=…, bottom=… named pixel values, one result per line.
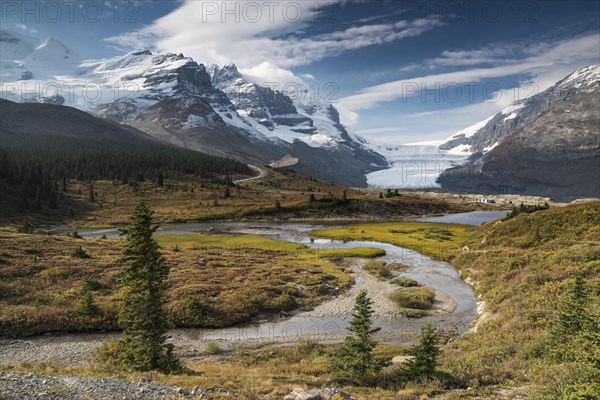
left=240, top=62, right=305, bottom=87
left=102, top=1, right=445, bottom=104
left=103, top=1, right=444, bottom=79
left=339, top=33, right=600, bottom=120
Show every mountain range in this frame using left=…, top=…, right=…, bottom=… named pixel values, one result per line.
left=1, top=29, right=598, bottom=199
left=0, top=29, right=386, bottom=187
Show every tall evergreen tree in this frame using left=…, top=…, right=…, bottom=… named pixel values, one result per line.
left=555, top=275, right=590, bottom=337
left=117, top=200, right=181, bottom=373
left=332, top=290, right=387, bottom=383
left=403, top=322, right=440, bottom=378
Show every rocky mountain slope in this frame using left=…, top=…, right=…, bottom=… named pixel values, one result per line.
left=437, top=65, right=600, bottom=201
left=439, top=64, right=600, bottom=156
left=0, top=29, right=387, bottom=187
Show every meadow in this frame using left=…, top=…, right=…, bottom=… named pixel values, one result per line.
left=0, top=232, right=383, bottom=336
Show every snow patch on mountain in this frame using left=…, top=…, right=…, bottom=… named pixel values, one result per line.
left=207, top=62, right=349, bottom=148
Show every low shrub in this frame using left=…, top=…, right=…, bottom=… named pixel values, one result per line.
left=206, top=341, right=222, bottom=355
left=71, top=246, right=90, bottom=259
left=391, top=277, right=419, bottom=287
left=364, top=260, right=392, bottom=279
left=389, top=287, right=435, bottom=310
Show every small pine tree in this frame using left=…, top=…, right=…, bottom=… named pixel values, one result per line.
left=78, top=289, right=101, bottom=317
left=117, top=200, right=181, bottom=373
left=309, top=193, right=316, bottom=202
left=342, top=190, right=348, bottom=201
left=403, top=322, right=440, bottom=378
left=379, top=192, right=384, bottom=199
left=223, top=187, right=231, bottom=198
left=71, top=246, right=90, bottom=259
left=274, top=200, right=282, bottom=210
left=157, top=172, right=164, bottom=187
left=332, top=290, right=387, bottom=383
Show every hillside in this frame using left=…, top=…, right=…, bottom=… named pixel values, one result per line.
left=442, top=201, right=600, bottom=398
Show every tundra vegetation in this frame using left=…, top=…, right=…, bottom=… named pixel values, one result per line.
left=1, top=193, right=597, bottom=398
left=0, top=224, right=385, bottom=336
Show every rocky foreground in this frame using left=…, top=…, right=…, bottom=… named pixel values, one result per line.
left=0, top=371, right=223, bottom=399
left=0, top=371, right=355, bottom=400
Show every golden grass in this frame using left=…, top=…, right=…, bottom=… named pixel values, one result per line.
left=1, top=168, right=475, bottom=229
left=310, top=221, right=473, bottom=261
left=0, top=231, right=385, bottom=336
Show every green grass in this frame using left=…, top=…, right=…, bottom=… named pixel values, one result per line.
left=1, top=341, right=410, bottom=400
left=388, top=287, right=435, bottom=310
left=311, top=221, right=473, bottom=261
left=155, top=233, right=385, bottom=286
left=0, top=231, right=386, bottom=336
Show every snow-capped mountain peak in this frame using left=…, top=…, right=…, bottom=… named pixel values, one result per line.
left=0, top=29, right=388, bottom=186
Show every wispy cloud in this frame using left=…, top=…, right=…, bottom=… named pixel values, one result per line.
left=103, top=1, right=444, bottom=83
left=339, top=33, right=600, bottom=122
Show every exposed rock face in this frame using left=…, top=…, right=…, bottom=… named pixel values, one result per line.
left=439, top=65, right=600, bottom=156
left=208, top=63, right=313, bottom=130
left=438, top=69, right=600, bottom=201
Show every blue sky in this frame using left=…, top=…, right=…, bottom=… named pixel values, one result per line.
left=3, top=0, right=600, bottom=143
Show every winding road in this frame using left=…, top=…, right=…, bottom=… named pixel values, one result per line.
left=233, top=165, right=267, bottom=184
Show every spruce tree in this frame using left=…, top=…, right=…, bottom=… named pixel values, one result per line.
left=550, top=275, right=591, bottom=360
left=404, top=322, right=440, bottom=378
left=555, top=275, right=590, bottom=337
left=78, top=289, right=100, bottom=317
left=332, top=290, right=387, bottom=383
left=117, top=200, right=181, bottom=373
